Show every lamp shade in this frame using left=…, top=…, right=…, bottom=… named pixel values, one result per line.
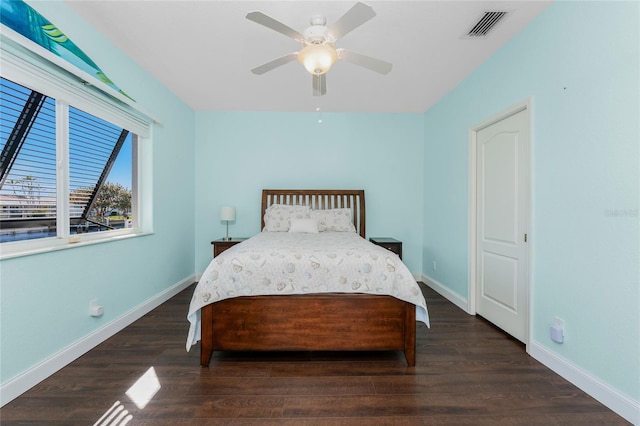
left=220, top=206, right=236, bottom=221
left=298, top=44, right=338, bottom=75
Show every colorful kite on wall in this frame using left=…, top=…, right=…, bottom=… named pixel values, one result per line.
left=0, top=0, right=132, bottom=100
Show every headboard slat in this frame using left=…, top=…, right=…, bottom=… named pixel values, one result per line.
left=261, top=189, right=366, bottom=237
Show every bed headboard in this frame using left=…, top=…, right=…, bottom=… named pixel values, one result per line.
left=261, top=189, right=366, bottom=238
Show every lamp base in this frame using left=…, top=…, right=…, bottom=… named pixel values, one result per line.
left=222, top=221, right=231, bottom=241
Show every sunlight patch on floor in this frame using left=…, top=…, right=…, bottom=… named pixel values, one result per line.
left=125, top=366, right=161, bottom=409
left=94, top=366, right=161, bottom=425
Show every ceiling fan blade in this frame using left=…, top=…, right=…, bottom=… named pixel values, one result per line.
left=328, top=2, right=376, bottom=40
left=312, top=74, right=327, bottom=96
left=246, top=11, right=304, bottom=42
left=338, top=49, right=392, bottom=75
left=251, top=53, right=298, bottom=75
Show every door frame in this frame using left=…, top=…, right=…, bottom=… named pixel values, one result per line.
left=467, top=98, right=532, bottom=351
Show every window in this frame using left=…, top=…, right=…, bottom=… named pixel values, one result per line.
left=1, top=79, right=57, bottom=234
left=0, top=77, right=139, bottom=248
left=67, top=105, right=134, bottom=234
left=0, top=34, right=154, bottom=258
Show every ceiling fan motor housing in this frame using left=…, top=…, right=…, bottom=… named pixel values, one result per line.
left=303, top=23, right=333, bottom=45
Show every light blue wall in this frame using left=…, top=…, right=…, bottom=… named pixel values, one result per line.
left=194, top=112, right=424, bottom=274
left=422, top=1, right=639, bottom=400
left=0, top=2, right=195, bottom=384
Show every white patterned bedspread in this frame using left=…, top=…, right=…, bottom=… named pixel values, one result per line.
left=186, top=231, right=430, bottom=350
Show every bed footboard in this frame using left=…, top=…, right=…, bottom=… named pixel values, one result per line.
left=200, top=294, right=416, bottom=367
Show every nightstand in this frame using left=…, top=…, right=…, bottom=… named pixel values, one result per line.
left=211, top=238, right=248, bottom=257
left=369, top=237, right=402, bottom=260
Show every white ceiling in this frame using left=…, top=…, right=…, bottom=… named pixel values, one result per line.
left=65, top=1, right=552, bottom=113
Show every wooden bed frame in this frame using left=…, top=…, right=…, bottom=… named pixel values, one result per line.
left=200, top=189, right=416, bottom=367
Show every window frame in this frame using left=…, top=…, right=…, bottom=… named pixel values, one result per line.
left=0, top=32, right=154, bottom=260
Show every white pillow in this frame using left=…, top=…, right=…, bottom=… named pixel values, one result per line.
left=263, top=204, right=310, bottom=232
left=310, top=208, right=356, bottom=232
left=288, top=218, right=319, bottom=233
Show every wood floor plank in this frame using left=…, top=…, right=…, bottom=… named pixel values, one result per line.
left=191, top=376, right=376, bottom=396
left=0, top=283, right=630, bottom=425
left=125, top=415, right=630, bottom=426
left=280, top=393, right=621, bottom=418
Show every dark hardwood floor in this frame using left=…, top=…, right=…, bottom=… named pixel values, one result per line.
left=1, top=283, right=629, bottom=425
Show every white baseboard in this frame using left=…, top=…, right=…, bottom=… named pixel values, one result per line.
left=529, top=342, right=639, bottom=425
left=419, top=274, right=470, bottom=313
left=0, top=275, right=195, bottom=407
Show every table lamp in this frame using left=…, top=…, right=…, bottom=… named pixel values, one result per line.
left=220, top=206, right=235, bottom=241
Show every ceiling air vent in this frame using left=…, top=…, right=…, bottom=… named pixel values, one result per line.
left=465, top=11, right=508, bottom=38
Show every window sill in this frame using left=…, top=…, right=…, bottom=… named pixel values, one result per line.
left=0, top=230, right=153, bottom=260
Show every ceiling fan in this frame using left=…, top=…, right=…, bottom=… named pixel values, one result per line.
left=246, top=2, right=392, bottom=96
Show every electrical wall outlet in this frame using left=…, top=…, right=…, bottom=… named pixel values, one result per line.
left=550, top=316, right=565, bottom=343
left=432, top=261, right=437, bottom=271
left=90, top=300, right=104, bottom=317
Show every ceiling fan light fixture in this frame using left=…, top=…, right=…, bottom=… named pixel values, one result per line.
left=298, top=44, right=337, bottom=75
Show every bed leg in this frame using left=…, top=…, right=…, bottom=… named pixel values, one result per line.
left=200, top=305, right=213, bottom=367
left=200, top=343, right=213, bottom=367
left=404, top=304, right=416, bottom=367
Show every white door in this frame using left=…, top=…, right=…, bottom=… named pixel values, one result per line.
left=476, top=109, right=529, bottom=342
